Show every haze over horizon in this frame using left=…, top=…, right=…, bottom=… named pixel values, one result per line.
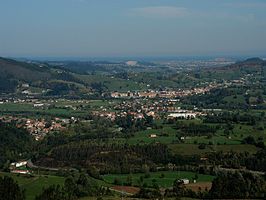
left=1, top=0, right=266, bottom=58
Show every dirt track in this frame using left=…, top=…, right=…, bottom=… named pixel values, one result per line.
left=186, top=182, right=212, bottom=192
left=111, top=186, right=140, bottom=195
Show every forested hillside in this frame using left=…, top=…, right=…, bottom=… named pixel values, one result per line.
left=0, top=122, right=34, bottom=168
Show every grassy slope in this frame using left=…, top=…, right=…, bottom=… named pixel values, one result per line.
left=77, top=74, right=147, bottom=92
left=0, top=57, right=51, bottom=82
left=103, top=171, right=214, bottom=188
left=0, top=172, right=65, bottom=200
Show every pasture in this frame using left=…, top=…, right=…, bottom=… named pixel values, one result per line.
left=0, top=172, right=65, bottom=200
left=103, top=171, right=214, bottom=188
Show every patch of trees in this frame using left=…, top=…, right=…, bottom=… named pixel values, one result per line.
left=204, top=112, right=262, bottom=125
left=245, top=149, right=266, bottom=172
left=206, top=149, right=266, bottom=172
left=115, top=114, right=154, bottom=135
left=242, top=136, right=265, bottom=148
left=35, top=185, right=69, bottom=200
left=184, top=88, right=232, bottom=106
left=43, top=81, right=81, bottom=96
left=175, top=122, right=217, bottom=136
left=65, top=120, right=116, bottom=141
left=134, top=187, right=162, bottom=199
left=208, top=171, right=266, bottom=199
left=35, top=173, right=110, bottom=200
left=0, top=76, right=18, bottom=93
left=115, top=72, right=129, bottom=80
left=0, top=176, right=25, bottom=200
left=90, top=82, right=107, bottom=93
left=35, top=143, right=170, bottom=174
left=170, top=154, right=201, bottom=166
left=54, top=72, right=84, bottom=85
left=35, top=119, right=118, bottom=156
left=207, top=151, right=250, bottom=169
left=164, top=179, right=198, bottom=198
left=184, top=88, right=250, bottom=109
left=36, top=139, right=204, bottom=174
left=62, top=61, right=110, bottom=74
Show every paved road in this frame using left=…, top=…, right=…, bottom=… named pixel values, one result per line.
left=217, top=166, right=265, bottom=175
left=27, top=159, right=59, bottom=171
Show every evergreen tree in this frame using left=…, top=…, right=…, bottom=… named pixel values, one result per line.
left=35, top=185, right=73, bottom=200
left=0, top=176, right=25, bottom=200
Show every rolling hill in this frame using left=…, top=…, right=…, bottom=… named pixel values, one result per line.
left=0, top=57, right=265, bottom=96
left=200, top=57, right=266, bottom=80
left=0, top=57, right=148, bottom=95
left=0, top=57, right=91, bottom=96
left=0, top=57, right=52, bottom=82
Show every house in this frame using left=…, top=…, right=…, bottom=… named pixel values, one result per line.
left=10, top=161, right=27, bottom=168
left=33, top=103, right=44, bottom=107
left=179, top=179, right=190, bottom=185
left=10, top=160, right=30, bottom=175
left=168, top=113, right=196, bottom=119
left=11, top=170, right=30, bottom=175
left=21, top=83, right=30, bottom=88
left=149, top=134, right=157, bottom=138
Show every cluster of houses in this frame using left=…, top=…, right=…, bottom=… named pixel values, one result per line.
left=0, top=116, right=68, bottom=140
left=167, top=109, right=205, bottom=119
left=92, top=97, right=205, bottom=123
left=9, top=160, right=31, bottom=175
left=24, top=118, right=67, bottom=140
left=110, top=84, right=218, bottom=99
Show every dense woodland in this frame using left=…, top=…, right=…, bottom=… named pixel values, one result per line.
left=35, top=142, right=170, bottom=174
left=0, top=176, right=25, bottom=200
left=0, top=122, right=34, bottom=168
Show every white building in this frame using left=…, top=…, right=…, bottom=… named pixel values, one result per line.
left=179, top=179, right=190, bottom=185
left=168, top=113, right=196, bottom=119
left=10, top=161, right=28, bottom=168
left=149, top=134, right=157, bottom=138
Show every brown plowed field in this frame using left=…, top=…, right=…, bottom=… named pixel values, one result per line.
left=111, top=186, right=140, bottom=195
left=186, top=182, right=212, bottom=192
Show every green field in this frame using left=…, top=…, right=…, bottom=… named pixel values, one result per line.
left=113, top=122, right=264, bottom=150
left=0, top=99, right=123, bottom=118
left=0, top=102, right=88, bottom=118
left=77, top=74, right=147, bottom=92
left=0, top=172, right=65, bottom=200
left=0, top=103, right=34, bottom=112
left=103, top=171, right=214, bottom=188
left=118, top=126, right=178, bottom=145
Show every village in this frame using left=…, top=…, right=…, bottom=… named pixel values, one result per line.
left=0, top=115, right=69, bottom=140
left=0, top=83, right=228, bottom=142
left=93, top=98, right=206, bottom=121
left=110, top=85, right=217, bottom=99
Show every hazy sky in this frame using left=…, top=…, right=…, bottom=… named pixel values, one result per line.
left=1, top=0, right=266, bottom=58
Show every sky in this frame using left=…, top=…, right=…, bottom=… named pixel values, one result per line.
left=0, top=0, right=266, bottom=58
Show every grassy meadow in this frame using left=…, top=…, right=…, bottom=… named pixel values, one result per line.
left=103, top=171, right=214, bottom=188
